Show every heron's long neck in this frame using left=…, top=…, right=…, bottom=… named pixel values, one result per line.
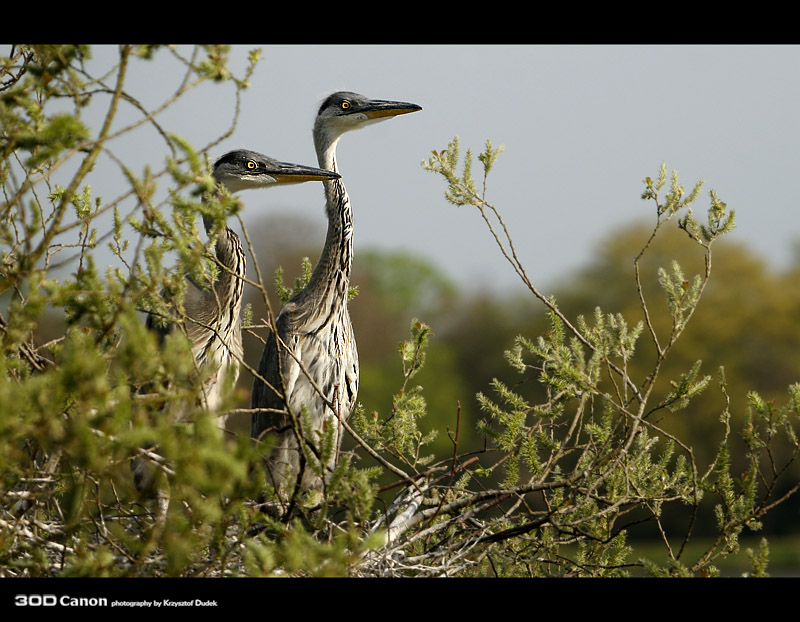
left=302, top=134, right=353, bottom=309
left=202, top=212, right=246, bottom=322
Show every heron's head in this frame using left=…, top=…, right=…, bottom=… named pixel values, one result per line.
left=313, top=91, right=422, bottom=147
left=213, top=149, right=339, bottom=193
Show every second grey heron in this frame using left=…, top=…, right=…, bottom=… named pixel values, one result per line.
left=132, top=149, right=339, bottom=492
left=250, top=92, right=422, bottom=504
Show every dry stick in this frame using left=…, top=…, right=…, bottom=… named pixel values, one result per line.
left=0, top=312, right=50, bottom=372
left=371, top=457, right=481, bottom=547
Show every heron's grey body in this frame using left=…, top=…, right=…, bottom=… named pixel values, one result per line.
left=132, top=149, right=338, bottom=492
left=175, top=213, right=246, bottom=415
left=251, top=92, right=422, bottom=499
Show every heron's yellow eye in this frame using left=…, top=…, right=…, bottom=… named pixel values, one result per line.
left=341, top=100, right=351, bottom=110
left=246, top=160, right=256, bottom=170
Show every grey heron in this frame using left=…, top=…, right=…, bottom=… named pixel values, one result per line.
left=250, top=92, right=422, bottom=504
left=131, top=149, right=339, bottom=492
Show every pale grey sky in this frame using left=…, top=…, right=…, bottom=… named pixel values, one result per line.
left=83, top=45, right=800, bottom=294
